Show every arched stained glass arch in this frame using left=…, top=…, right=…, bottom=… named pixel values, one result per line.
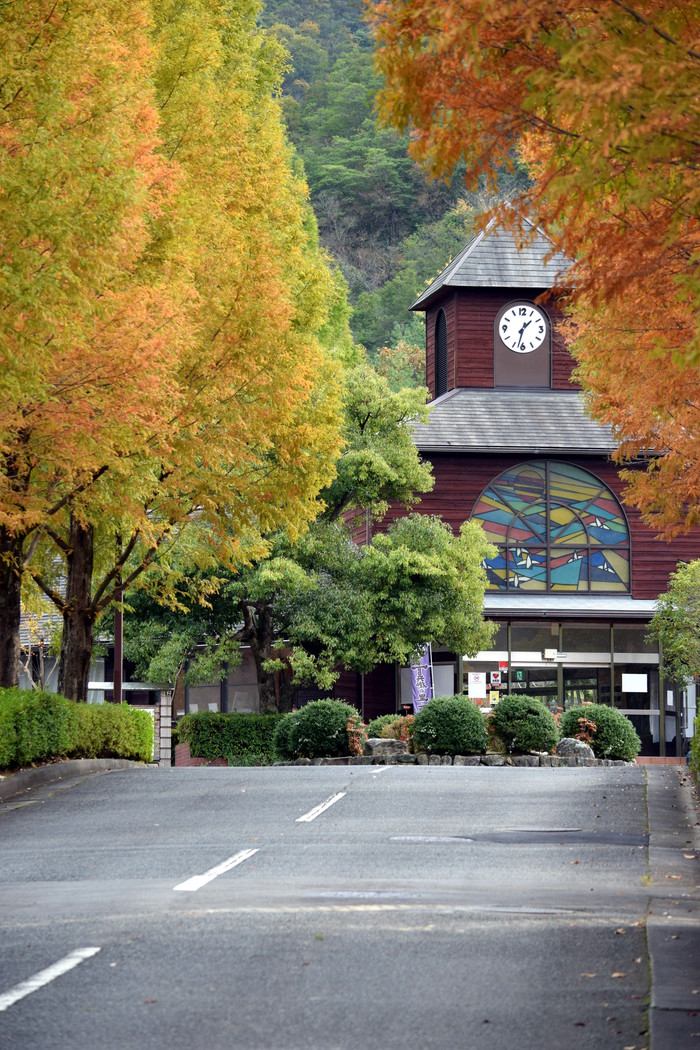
left=471, top=461, right=630, bottom=592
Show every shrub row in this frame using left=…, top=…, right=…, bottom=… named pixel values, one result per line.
left=170, top=696, right=643, bottom=765
left=273, top=694, right=641, bottom=762
left=0, top=688, right=154, bottom=768
left=176, top=711, right=284, bottom=765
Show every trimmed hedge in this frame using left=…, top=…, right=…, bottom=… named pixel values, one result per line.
left=560, top=703, right=641, bottom=761
left=177, top=711, right=284, bottom=765
left=0, top=688, right=154, bottom=767
left=73, top=703, right=154, bottom=762
left=275, top=699, right=361, bottom=759
left=413, top=695, right=489, bottom=756
left=492, top=694, right=560, bottom=754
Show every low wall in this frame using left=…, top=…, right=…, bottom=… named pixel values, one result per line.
left=174, top=741, right=227, bottom=767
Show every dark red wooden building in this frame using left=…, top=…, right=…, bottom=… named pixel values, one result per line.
left=359, top=218, right=699, bottom=758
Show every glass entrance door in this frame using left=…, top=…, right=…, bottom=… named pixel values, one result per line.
left=563, top=666, right=608, bottom=708
left=510, top=666, right=558, bottom=710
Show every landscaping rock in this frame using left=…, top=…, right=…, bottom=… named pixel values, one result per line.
left=364, top=738, right=408, bottom=758
left=440, top=755, right=452, bottom=765
left=396, top=754, right=417, bottom=764
left=556, top=737, right=595, bottom=760
left=415, top=754, right=429, bottom=765
left=428, top=755, right=441, bottom=765
left=481, top=754, right=505, bottom=766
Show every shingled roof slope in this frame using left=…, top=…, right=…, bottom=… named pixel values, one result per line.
left=411, top=389, right=616, bottom=454
left=412, top=216, right=571, bottom=310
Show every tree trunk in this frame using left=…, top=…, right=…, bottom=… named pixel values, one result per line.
left=58, top=516, right=95, bottom=702
left=0, top=528, right=23, bottom=688
left=246, top=603, right=295, bottom=714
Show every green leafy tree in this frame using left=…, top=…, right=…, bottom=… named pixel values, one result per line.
left=123, top=364, right=496, bottom=711
left=125, top=514, right=495, bottom=713
left=648, top=561, right=700, bottom=683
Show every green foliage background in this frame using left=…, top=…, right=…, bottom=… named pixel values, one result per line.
left=260, top=0, right=529, bottom=362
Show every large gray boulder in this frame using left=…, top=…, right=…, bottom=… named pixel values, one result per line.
left=364, top=737, right=407, bottom=758
left=556, top=737, right=595, bottom=759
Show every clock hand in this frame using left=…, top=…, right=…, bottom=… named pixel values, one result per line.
left=517, top=318, right=532, bottom=347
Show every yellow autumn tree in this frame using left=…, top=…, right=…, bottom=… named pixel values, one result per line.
left=2, top=0, right=346, bottom=698
left=0, top=0, right=187, bottom=689
left=369, top=0, right=700, bottom=535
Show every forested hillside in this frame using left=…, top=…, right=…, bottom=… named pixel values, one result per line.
left=259, top=0, right=528, bottom=369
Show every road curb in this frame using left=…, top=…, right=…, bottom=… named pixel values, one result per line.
left=0, top=759, right=154, bottom=802
left=646, top=766, right=700, bottom=1048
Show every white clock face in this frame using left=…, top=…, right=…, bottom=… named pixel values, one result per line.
left=499, top=304, right=548, bottom=353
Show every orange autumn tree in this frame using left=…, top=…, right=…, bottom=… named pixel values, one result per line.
left=369, top=0, right=700, bottom=535
left=0, top=0, right=186, bottom=689
left=24, top=0, right=345, bottom=700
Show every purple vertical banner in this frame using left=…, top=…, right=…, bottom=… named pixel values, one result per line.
left=410, top=645, right=433, bottom=714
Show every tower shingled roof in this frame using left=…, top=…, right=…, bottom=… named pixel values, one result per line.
left=411, top=216, right=571, bottom=310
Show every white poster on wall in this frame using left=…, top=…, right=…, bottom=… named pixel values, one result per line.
left=468, top=672, right=487, bottom=700
left=622, top=673, right=648, bottom=693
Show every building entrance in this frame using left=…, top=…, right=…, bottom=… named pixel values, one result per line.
left=464, top=620, right=683, bottom=757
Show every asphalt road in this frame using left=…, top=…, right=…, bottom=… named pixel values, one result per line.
left=0, top=763, right=698, bottom=1050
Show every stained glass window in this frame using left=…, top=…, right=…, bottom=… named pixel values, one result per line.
left=471, top=461, right=630, bottom=592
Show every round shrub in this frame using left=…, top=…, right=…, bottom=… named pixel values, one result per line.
left=273, top=710, right=302, bottom=760
left=560, top=703, right=641, bottom=761
left=380, top=714, right=415, bottom=751
left=366, top=713, right=403, bottom=738
left=413, top=695, right=489, bottom=756
left=279, top=699, right=361, bottom=759
left=492, top=694, right=560, bottom=754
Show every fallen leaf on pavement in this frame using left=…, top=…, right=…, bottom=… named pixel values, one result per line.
left=612, top=972, right=627, bottom=978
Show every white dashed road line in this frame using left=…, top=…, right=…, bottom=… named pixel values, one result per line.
left=173, top=848, right=259, bottom=892
left=296, top=792, right=347, bottom=823
left=0, top=947, right=101, bottom=1013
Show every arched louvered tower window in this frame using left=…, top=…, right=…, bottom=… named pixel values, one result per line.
left=435, top=309, right=447, bottom=397
left=471, top=461, right=631, bottom=592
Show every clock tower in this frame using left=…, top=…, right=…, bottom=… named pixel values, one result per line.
left=411, top=216, right=570, bottom=398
